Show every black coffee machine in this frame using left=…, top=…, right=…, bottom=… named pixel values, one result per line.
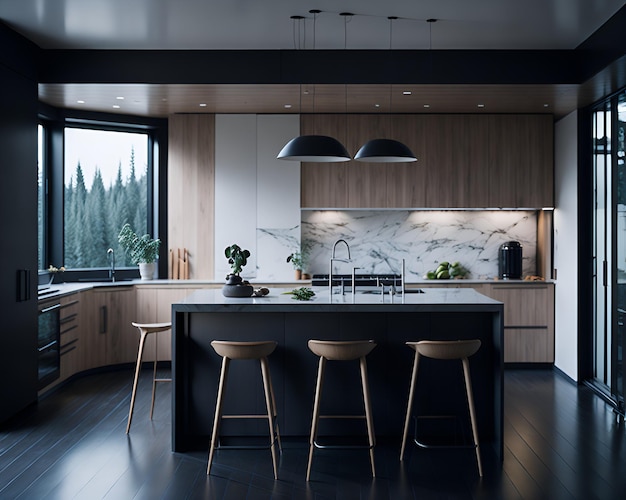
left=498, top=241, right=522, bottom=280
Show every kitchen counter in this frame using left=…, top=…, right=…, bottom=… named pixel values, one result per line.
left=37, top=277, right=553, bottom=302
left=171, top=287, right=504, bottom=461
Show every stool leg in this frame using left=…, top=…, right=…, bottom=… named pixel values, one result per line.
left=359, top=356, right=376, bottom=478
left=260, top=357, right=279, bottom=480
left=266, top=363, right=282, bottom=452
left=306, top=356, right=326, bottom=481
left=462, top=357, right=483, bottom=477
left=150, top=332, right=158, bottom=419
left=126, top=329, right=148, bottom=434
left=207, top=356, right=230, bottom=475
left=400, top=350, right=420, bottom=461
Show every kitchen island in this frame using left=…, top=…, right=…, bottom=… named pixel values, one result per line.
left=172, top=287, right=504, bottom=460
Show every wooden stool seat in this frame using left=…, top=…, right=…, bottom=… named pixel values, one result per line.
left=306, top=339, right=377, bottom=481
left=400, top=339, right=483, bottom=477
left=207, top=340, right=281, bottom=479
left=211, top=340, right=277, bottom=359
left=307, top=339, right=376, bottom=360
left=126, top=322, right=172, bottom=434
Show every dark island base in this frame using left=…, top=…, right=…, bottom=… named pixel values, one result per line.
left=173, top=309, right=503, bottom=460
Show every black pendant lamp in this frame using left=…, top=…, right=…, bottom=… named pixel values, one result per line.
left=354, top=138, right=417, bottom=163
left=277, top=135, right=351, bottom=162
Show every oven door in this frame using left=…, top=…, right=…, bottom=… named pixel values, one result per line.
left=38, top=302, right=60, bottom=389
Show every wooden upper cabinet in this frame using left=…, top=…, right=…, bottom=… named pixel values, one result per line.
left=301, top=113, right=553, bottom=209
left=488, top=115, right=553, bottom=208
left=300, top=114, right=349, bottom=208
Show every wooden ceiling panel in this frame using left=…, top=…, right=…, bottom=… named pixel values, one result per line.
left=39, top=83, right=587, bottom=119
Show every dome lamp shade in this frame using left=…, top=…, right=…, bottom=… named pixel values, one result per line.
left=354, top=138, right=417, bottom=163
left=277, top=135, right=351, bottom=162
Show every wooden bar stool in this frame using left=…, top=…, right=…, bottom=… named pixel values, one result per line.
left=126, top=322, right=172, bottom=434
left=306, top=339, right=377, bottom=481
left=207, top=340, right=281, bottom=479
left=400, top=339, right=483, bottom=477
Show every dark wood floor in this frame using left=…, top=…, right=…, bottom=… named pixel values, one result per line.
left=1, top=367, right=625, bottom=499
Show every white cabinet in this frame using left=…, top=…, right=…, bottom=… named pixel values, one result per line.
left=214, top=114, right=300, bottom=281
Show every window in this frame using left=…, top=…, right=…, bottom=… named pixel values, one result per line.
left=63, top=127, right=149, bottom=269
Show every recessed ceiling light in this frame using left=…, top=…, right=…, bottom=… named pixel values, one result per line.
left=116, top=96, right=124, bottom=100
left=284, top=104, right=292, bottom=109
left=112, top=105, right=120, bottom=109
left=423, top=104, right=430, bottom=108
left=477, top=104, right=485, bottom=108
left=543, top=103, right=549, bottom=108
left=199, top=103, right=207, bottom=107
left=77, top=100, right=85, bottom=104
left=403, top=91, right=412, bottom=95
left=374, top=103, right=380, bottom=108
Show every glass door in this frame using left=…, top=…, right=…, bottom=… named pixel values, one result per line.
left=613, top=94, right=626, bottom=410
left=592, top=92, right=626, bottom=414
left=593, top=103, right=611, bottom=395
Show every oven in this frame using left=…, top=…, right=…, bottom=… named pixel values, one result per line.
left=38, top=301, right=61, bottom=389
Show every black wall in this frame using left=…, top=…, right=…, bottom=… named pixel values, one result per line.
left=0, top=24, right=40, bottom=423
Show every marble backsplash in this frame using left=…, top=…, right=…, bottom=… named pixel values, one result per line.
left=255, top=210, right=537, bottom=281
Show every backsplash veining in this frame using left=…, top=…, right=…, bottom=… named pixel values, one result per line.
left=255, top=211, right=537, bottom=281
left=301, top=211, right=537, bottom=280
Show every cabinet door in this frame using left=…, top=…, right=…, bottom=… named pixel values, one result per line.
left=486, top=284, right=552, bottom=326
left=300, top=114, right=349, bottom=208
left=484, top=284, right=554, bottom=363
left=81, top=290, right=107, bottom=369
left=488, top=115, right=553, bottom=208
left=135, top=286, right=197, bottom=361
left=59, top=293, right=83, bottom=381
left=90, top=287, right=137, bottom=366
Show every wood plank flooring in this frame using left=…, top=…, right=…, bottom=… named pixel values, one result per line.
left=1, top=368, right=625, bottom=499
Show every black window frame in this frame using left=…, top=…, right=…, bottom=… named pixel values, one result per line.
left=38, top=104, right=168, bottom=282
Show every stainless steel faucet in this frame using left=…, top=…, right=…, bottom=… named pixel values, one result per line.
left=332, top=239, right=351, bottom=260
left=329, top=239, right=351, bottom=299
left=107, top=248, right=115, bottom=282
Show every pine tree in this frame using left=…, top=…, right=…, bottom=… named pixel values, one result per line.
left=87, top=168, right=109, bottom=266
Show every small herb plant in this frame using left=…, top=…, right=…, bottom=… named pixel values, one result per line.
left=284, top=287, right=315, bottom=301
left=225, top=244, right=251, bottom=275
left=286, top=251, right=303, bottom=270
left=118, top=224, right=161, bottom=264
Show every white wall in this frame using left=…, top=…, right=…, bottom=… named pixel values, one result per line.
left=554, top=110, right=578, bottom=381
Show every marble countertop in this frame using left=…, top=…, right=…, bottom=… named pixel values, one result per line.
left=173, top=287, right=503, bottom=313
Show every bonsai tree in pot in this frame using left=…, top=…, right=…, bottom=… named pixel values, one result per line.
left=223, top=243, right=254, bottom=297
left=118, top=223, right=161, bottom=280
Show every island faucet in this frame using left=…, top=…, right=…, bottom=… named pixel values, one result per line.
left=332, top=239, right=351, bottom=260
left=107, top=248, right=115, bottom=282
left=329, top=239, right=351, bottom=299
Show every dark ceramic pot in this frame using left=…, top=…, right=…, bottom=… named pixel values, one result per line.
left=222, top=274, right=254, bottom=297
left=222, top=283, right=254, bottom=297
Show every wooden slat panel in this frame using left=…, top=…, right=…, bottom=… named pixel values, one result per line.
left=167, top=114, right=215, bottom=279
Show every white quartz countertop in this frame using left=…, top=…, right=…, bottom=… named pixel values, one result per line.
left=37, top=277, right=551, bottom=301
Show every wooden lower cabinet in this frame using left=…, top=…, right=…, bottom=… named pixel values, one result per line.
left=59, top=293, right=83, bottom=380
left=135, top=286, right=203, bottom=361
left=86, top=287, right=137, bottom=367
left=482, top=283, right=554, bottom=363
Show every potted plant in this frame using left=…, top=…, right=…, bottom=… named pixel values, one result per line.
left=287, top=251, right=303, bottom=280
left=223, top=243, right=254, bottom=297
left=118, top=223, right=161, bottom=280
